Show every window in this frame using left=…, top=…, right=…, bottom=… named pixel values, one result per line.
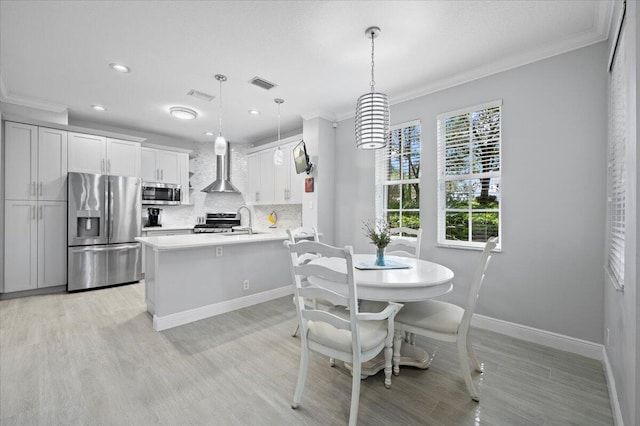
left=437, top=100, right=501, bottom=249
left=606, top=17, right=627, bottom=290
left=375, top=120, right=421, bottom=230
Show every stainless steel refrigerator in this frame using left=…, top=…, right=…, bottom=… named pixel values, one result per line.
left=67, top=172, right=142, bottom=291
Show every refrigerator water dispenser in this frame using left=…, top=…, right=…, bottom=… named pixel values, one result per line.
left=76, top=211, right=101, bottom=238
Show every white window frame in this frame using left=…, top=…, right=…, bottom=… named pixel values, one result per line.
left=436, top=100, right=502, bottom=250
left=375, top=120, right=421, bottom=229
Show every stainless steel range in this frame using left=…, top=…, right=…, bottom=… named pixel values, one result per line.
left=193, top=212, right=241, bottom=233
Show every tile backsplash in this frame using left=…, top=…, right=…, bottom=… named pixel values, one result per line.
left=146, top=141, right=302, bottom=231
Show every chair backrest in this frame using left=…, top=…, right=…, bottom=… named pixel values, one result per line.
left=287, top=227, right=320, bottom=264
left=286, top=240, right=362, bottom=353
left=386, top=227, right=423, bottom=258
left=287, top=227, right=319, bottom=243
left=460, top=237, right=498, bottom=333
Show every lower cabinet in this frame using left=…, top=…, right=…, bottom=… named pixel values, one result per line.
left=4, top=200, right=67, bottom=292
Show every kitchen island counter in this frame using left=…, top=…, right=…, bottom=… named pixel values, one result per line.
left=136, top=230, right=289, bottom=250
left=138, top=231, right=293, bottom=331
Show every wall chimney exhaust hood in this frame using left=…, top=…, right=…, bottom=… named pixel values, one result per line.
left=201, top=141, right=240, bottom=193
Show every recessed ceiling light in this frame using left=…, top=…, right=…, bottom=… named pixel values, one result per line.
left=91, top=104, right=106, bottom=111
left=109, top=63, right=130, bottom=73
left=248, top=110, right=260, bottom=115
left=205, top=131, right=215, bottom=136
left=169, top=106, right=198, bottom=120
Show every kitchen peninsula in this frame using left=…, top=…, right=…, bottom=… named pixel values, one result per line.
left=137, top=232, right=293, bottom=331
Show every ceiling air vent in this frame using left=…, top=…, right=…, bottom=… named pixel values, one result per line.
left=249, top=76, right=277, bottom=90
left=187, top=89, right=215, bottom=102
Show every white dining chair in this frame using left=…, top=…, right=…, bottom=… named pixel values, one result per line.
left=287, top=227, right=321, bottom=338
left=286, top=240, right=402, bottom=426
left=387, top=227, right=423, bottom=258
left=392, top=237, right=497, bottom=402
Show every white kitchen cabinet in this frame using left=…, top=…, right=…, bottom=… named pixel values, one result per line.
left=68, top=132, right=140, bottom=177
left=106, top=138, right=141, bottom=177
left=141, top=148, right=181, bottom=185
left=274, top=142, right=304, bottom=204
left=4, top=122, right=68, bottom=201
left=3, top=200, right=66, bottom=292
left=246, top=140, right=304, bottom=205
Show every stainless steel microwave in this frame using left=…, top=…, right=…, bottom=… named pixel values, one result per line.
left=142, top=182, right=181, bottom=205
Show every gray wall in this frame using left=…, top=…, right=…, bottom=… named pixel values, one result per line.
left=604, top=2, right=639, bottom=425
left=335, top=42, right=608, bottom=344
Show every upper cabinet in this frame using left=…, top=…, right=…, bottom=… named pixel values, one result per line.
left=246, top=137, right=304, bottom=205
left=68, top=132, right=140, bottom=177
left=141, top=148, right=180, bottom=184
left=4, top=122, right=68, bottom=201
left=141, top=147, right=190, bottom=204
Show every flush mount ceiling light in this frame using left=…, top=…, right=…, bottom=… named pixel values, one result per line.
left=273, top=98, right=284, bottom=166
left=109, top=63, right=130, bottom=73
left=91, top=104, right=106, bottom=111
left=355, top=26, right=390, bottom=150
left=170, top=106, right=198, bottom=120
left=214, top=74, right=228, bottom=156
left=205, top=131, right=215, bottom=136
left=248, top=109, right=260, bottom=115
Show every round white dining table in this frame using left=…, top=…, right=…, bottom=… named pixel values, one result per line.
left=307, top=254, right=454, bottom=377
left=308, top=254, right=454, bottom=301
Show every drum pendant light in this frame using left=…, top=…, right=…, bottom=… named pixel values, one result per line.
left=214, top=74, right=228, bottom=156
left=355, top=26, right=389, bottom=150
left=273, top=98, right=284, bottom=166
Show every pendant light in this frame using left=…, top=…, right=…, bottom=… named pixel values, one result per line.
left=273, top=98, right=284, bottom=166
left=214, top=74, right=228, bottom=156
left=355, top=26, right=390, bottom=150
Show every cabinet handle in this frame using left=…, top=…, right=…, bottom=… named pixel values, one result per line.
left=32, top=181, right=36, bottom=197
left=39, top=181, right=43, bottom=196
left=161, top=169, right=164, bottom=181
left=156, top=169, right=159, bottom=180
left=107, top=159, right=111, bottom=173
left=101, top=158, right=105, bottom=173
left=39, top=206, right=43, bottom=220
left=31, top=205, right=36, bottom=220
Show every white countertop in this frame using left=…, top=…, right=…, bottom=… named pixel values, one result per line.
left=136, top=230, right=289, bottom=250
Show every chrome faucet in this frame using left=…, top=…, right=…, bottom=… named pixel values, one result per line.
left=236, top=205, right=253, bottom=235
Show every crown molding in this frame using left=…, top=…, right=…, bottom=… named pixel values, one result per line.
left=0, top=74, right=68, bottom=113
left=334, top=2, right=614, bottom=123
left=300, top=109, right=336, bottom=122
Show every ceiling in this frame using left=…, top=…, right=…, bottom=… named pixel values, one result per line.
left=0, top=1, right=612, bottom=145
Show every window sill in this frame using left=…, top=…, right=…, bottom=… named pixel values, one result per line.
left=437, top=242, right=502, bottom=253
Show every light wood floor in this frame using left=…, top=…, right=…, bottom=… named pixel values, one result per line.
left=1, top=282, right=613, bottom=425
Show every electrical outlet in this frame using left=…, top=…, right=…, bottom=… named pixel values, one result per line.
left=243, top=280, right=250, bottom=290
left=606, top=328, right=610, bottom=346
left=216, top=246, right=223, bottom=257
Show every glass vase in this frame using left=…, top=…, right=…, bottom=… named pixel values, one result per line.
left=375, top=246, right=386, bottom=266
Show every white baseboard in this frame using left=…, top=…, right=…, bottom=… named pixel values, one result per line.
left=153, top=285, right=294, bottom=331
left=602, top=348, right=624, bottom=426
left=471, top=314, right=603, bottom=360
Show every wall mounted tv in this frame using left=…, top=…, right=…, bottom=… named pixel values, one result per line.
left=293, top=140, right=313, bottom=174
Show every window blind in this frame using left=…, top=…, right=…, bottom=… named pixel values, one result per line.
left=437, top=100, right=502, bottom=249
left=607, top=22, right=626, bottom=290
